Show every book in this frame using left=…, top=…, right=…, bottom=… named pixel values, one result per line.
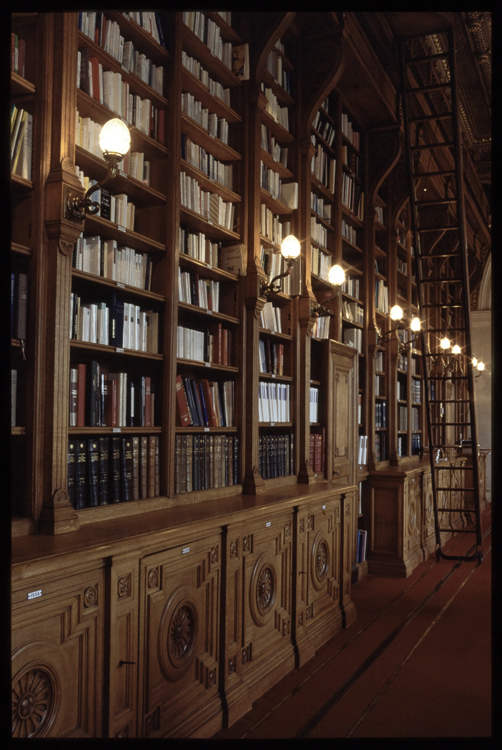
left=67, top=439, right=76, bottom=507
left=75, top=439, right=87, bottom=509
left=87, top=438, right=100, bottom=507
left=121, top=437, right=133, bottom=502
left=77, top=363, right=87, bottom=427
left=12, top=273, right=28, bottom=340
left=140, top=436, right=148, bottom=499
left=109, top=436, right=121, bottom=503
left=132, top=436, right=140, bottom=501
left=98, top=437, right=109, bottom=505
left=175, top=373, right=191, bottom=426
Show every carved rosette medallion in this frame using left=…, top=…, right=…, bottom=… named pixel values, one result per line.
left=117, top=575, right=131, bottom=599
left=12, top=665, right=58, bottom=738
left=210, top=546, right=219, bottom=564
left=84, top=585, right=98, bottom=608
left=148, top=567, right=159, bottom=589
left=230, top=540, right=238, bottom=558
left=159, top=587, right=199, bottom=682
left=250, top=553, right=277, bottom=627
left=311, top=531, right=330, bottom=591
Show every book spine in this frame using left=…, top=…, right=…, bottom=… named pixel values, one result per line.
left=87, top=438, right=100, bottom=506
left=98, top=436, right=109, bottom=505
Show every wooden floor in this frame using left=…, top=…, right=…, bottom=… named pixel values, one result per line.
left=212, top=504, right=492, bottom=740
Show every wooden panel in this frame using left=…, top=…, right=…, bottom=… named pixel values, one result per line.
left=294, top=493, right=343, bottom=665
left=11, top=565, right=105, bottom=737
left=138, top=534, right=222, bottom=738
left=223, top=507, right=296, bottom=727
left=107, top=555, right=140, bottom=738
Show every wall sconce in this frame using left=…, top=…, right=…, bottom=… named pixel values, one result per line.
left=472, top=357, right=485, bottom=379
left=429, top=336, right=464, bottom=377
left=375, top=304, right=421, bottom=346
left=260, top=235, right=301, bottom=297
left=311, top=264, right=346, bottom=317
left=67, top=118, right=131, bottom=220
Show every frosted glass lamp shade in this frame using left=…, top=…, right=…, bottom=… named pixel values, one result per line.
left=280, top=235, right=301, bottom=260
left=451, top=344, right=461, bottom=354
left=440, top=337, right=451, bottom=350
left=328, top=264, right=346, bottom=286
left=99, top=118, right=131, bottom=157
left=390, top=304, right=404, bottom=321
left=477, top=361, right=485, bottom=371
left=410, top=317, right=421, bottom=332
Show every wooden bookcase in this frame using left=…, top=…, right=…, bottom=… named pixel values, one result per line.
left=11, top=10, right=490, bottom=739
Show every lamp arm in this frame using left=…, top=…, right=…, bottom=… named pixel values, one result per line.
left=67, top=152, right=123, bottom=220
left=260, top=260, right=294, bottom=296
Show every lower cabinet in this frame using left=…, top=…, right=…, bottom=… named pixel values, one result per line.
left=11, top=563, right=105, bottom=738
left=138, top=533, right=223, bottom=738
left=11, top=490, right=359, bottom=738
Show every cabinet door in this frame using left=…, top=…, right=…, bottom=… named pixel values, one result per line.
left=12, top=565, right=105, bottom=738
left=138, top=534, right=222, bottom=738
left=223, top=508, right=296, bottom=727
left=329, top=341, right=357, bottom=486
left=295, top=494, right=343, bottom=665
left=404, top=474, right=422, bottom=564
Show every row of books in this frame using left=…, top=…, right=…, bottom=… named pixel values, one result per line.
left=374, top=431, right=387, bottom=462
left=179, top=230, right=245, bottom=277
left=309, top=430, right=325, bottom=473
left=178, top=268, right=220, bottom=311
left=375, top=401, right=387, bottom=429
left=341, top=219, right=360, bottom=246
left=375, top=350, right=384, bottom=373
left=182, top=135, right=233, bottom=190
left=262, top=85, right=290, bottom=131
left=265, top=46, right=291, bottom=93
left=68, top=434, right=160, bottom=509
left=397, top=433, right=422, bottom=458
left=261, top=162, right=282, bottom=201
left=77, top=173, right=136, bottom=231
left=374, top=373, right=385, bottom=396
left=176, top=323, right=233, bottom=366
left=375, top=205, right=385, bottom=225
left=311, top=143, right=336, bottom=194
left=261, top=124, right=289, bottom=168
left=11, top=273, right=28, bottom=341
left=259, top=339, right=285, bottom=376
left=311, top=246, right=332, bottom=280
left=343, top=327, right=363, bottom=353
left=258, top=382, right=291, bottom=423
left=79, top=12, right=165, bottom=48
left=73, top=235, right=152, bottom=291
left=342, top=300, right=364, bottom=324
left=396, top=378, right=407, bottom=401
left=182, top=91, right=229, bottom=144
left=341, top=113, right=361, bottom=150
left=412, top=380, right=421, bottom=403
left=341, top=276, right=361, bottom=300
left=342, top=147, right=362, bottom=179
left=70, top=362, right=155, bottom=428
left=342, top=173, right=364, bottom=219
left=356, top=529, right=368, bottom=564
left=312, top=316, right=330, bottom=340
left=70, top=293, right=160, bottom=353
left=260, top=205, right=290, bottom=246
left=311, top=192, right=332, bottom=222
left=174, top=434, right=239, bottom=493
left=181, top=51, right=231, bottom=107
left=82, top=16, right=163, bottom=94
left=312, top=110, right=336, bottom=147
left=11, top=32, right=26, bottom=77
left=78, top=48, right=165, bottom=143
left=259, top=434, right=295, bottom=479
left=411, top=405, right=421, bottom=431
left=375, top=280, right=389, bottom=313
left=260, top=301, right=282, bottom=333
left=183, top=12, right=233, bottom=70
left=309, top=387, right=320, bottom=424
left=311, top=217, right=328, bottom=249
left=11, top=370, right=23, bottom=427
left=357, top=435, right=368, bottom=466
left=175, top=374, right=235, bottom=428
left=180, top=171, right=235, bottom=231
left=398, top=404, right=408, bottom=432
left=11, top=106, right=33, bottom=180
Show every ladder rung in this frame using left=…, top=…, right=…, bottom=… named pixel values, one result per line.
left=413, top=141, right=454, bottom=149
left=416, top=198, right=457, bottom=206
left=417, top=226, right=460, bottom=233
left=409, top=113, right=452, bottom=122
left=430, top=422, right=473, bottom=427
left=421, top=303, right=465, bottom=309
left=435, top=466, right=473, bottom=470
left=429, top=399, right=470, bottom=403
left=425, top=328, right=466, bottom=333
left=406, top=83, right=452, bottom=94
left=420, top=278, right=463, bottom=283
left=414, top=170, right=456, bottom=178
left=405, top=51, right=451, bottom=65
left=428, top=375, right=468, bottom=380
left=438, top=528, right=478, bottom=533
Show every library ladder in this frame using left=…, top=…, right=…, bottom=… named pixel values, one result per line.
left=398, top=26, right=483, bottom=562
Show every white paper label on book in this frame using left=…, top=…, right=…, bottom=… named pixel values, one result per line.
left=27, top=590, right=42, bottom=600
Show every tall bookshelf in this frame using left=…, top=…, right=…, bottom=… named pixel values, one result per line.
left=253, top=32, right=299, bottom=490
left=10, top=13, right=48, bottom=535
left=174, top=11, right=245, bottom=500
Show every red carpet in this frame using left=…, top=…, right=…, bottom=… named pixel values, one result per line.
left=212, top=504, right=492, bottom=739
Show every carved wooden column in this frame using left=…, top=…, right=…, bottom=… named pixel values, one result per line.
left=39, top=13, right=84, bottom=533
